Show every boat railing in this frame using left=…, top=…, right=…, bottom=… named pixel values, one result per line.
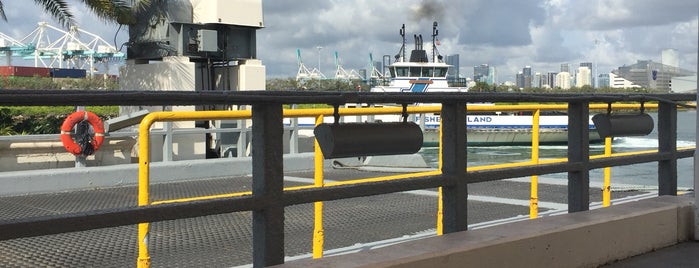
left=0, top=90, right=695, bottom=267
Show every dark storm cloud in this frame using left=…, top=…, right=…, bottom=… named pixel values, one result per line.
left=412, top=0, right=446, bottom=21
left=457, top=0, right=545, bottom=47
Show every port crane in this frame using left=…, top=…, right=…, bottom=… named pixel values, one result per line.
left=0, top=21, right=124, bottom=76
left=295, top=48, right=326, bottom=81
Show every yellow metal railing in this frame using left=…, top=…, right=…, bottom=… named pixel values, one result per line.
left=136, top=103, right=675, bottom=266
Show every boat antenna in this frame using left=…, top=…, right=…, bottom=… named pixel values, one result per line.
left=396, top=24, right=406, bottom=62
left=432, top=21, right=440, bottom=62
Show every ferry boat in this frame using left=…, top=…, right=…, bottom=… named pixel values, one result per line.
left=370, top=23, right=468, bottom=93
left=369, top=22, right=603, bottom=146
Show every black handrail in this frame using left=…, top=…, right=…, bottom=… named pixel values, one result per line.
left=0, top=90, right=695, bottom=267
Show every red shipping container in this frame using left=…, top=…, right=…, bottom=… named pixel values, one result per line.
left=0, top=66, right=12, bottom=76
left=0, top=66, right=51, bottom=77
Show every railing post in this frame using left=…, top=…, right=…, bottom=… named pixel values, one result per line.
left=75, top=106, right=86, bottom=168
left=251, top=103, right=285, bottom=267
left=440, top=102, right=468, bottom=233
left=657, top=102, right=678, bottom=195
left=163, top=122, right=173, bottom=162
left=568, top=101, right=590, bottom=212
left=238, top=118, right=248, bottom=157
left=289, top=104, right=299, bottom=154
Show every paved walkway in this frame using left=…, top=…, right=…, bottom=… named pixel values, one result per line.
left=602, top=241, right=699, bottom=268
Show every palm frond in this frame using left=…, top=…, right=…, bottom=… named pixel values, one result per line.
left=80, top=0, right=128, bottom=22
left=0, top=2, right=8, bottom=21
left=34, top=0, right=74, bottom=28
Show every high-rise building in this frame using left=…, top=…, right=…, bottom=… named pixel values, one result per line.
left=445, top=54, right=460, bottom=80
left=516, top=71, right=524, bottom=89
left=474, top=64, right=489, bottom=83
left=547, top=72, right=558, bottom=88
left=556, top=72, right=571, bottom=89
left=580, top=62, right=593, bottom=87
left=598, top=73, right=610, bottom=88
left=522, top=66, right=532, bottom=88
left=473, top=64, right=497, bottom=85
left=533, top=72, right=542, bottom=88
left=560, top=63, right=570, bottom=73
left=576, top=66, right=591, bottom=87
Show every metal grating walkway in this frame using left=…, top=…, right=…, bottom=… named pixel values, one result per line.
left=0, top=169, right=648, bottom=267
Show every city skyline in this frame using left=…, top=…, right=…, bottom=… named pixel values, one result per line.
left=474, top=49, right=692, bottom=85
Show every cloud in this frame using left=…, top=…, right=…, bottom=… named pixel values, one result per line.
left=0, top=0, right=696, bottom=82
left=563, top=0, right=699, bottom=30
left=456, top=0, right=546, bottom=47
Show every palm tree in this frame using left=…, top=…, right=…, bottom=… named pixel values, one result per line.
left=0, top=0, right=145, bottom=28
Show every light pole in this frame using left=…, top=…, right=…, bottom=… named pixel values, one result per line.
left=317, top=46, right=323, bottom=90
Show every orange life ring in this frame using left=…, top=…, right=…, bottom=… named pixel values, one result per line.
left=60, top=111, right=105, bottom=156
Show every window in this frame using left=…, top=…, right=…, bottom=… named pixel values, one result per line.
left=410, top=67, right=421, bottom=77
left=395, top=67, right=408, bottom=77
left=435, top=67, right=448, bottom=77
left=422, top=67, right=434, bottom=77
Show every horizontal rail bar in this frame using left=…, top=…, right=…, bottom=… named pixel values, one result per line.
left=0, top=194, right=262, bottom=241
left=1, top=147, right=692, bottom=241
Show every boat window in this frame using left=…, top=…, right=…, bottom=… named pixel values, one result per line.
left=395, top=67, right=408, bottom=77
left=410, top=67, right=421, bottom=77
left=422, top=67, right=434, bottom=77
left=435, top=67, right=448, bottom=77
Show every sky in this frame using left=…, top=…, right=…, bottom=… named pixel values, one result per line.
left=1, top=0, right=697, bottom=83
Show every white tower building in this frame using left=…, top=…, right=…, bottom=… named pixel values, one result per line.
left=556, top=72, right=571, bottom=89
left=575, top=66, right=591, bottom=87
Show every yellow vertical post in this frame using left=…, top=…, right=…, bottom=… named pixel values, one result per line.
left=436, top=115, right=444, bottom=236
left=529, top=109, right=540, bottom=219
left=137, top=115, right=153, bottom=268
left=312, top=115, right=325, bottom=258
left=603, top=137, right=612, bottom=207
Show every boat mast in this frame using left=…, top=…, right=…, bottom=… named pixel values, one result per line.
left=397, top=24, right=406, bottom=63
left=432, top=21, right=440, bottom=63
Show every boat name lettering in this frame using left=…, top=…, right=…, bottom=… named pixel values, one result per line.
left=424, top=116, right=441, bottom=122
left=467, top=116, right=493, bottom=123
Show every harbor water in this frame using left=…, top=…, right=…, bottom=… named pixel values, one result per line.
left=419, top=110, right=696, bottom=189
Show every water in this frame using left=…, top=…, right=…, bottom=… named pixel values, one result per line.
left=419, top=110, right=697, bottom=188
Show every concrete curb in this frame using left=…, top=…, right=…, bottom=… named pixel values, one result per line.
left=275, top=195, right=695, bottom=268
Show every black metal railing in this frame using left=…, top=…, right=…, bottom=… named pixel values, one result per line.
left=0, top=90, right=695, bottom=267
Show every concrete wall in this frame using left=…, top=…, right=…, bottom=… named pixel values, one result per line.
left=277, top=195, right=695, bottom=268
left=0, top=136, right=136, bottom=171
left=0, top=133, right=208, bottom=172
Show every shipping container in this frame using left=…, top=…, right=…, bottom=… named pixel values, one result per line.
left=50, top=68, right=87, bottom=78
left=0, top=66, right=51, bottom=77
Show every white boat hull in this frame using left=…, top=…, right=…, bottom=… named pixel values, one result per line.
left=422, top=128, right=603, bottom=146
left=286, top=113, right=603, bottom=147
